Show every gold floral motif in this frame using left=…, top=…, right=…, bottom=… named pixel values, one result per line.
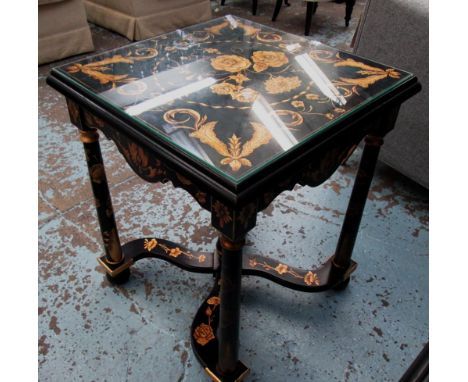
left=252, top=51, right=288, bottom=72
left=306, top=93, right=320, bottom=100
left=143, top=238, right=158, bottom=252
left=210, top=82, right=241, bottom=96
left=204, top=48, right=221, bottom=54
left=325, top=113, right=335, bottom=120
left=193, top=323, right=215, bottom=346
left=190, top=121, right=271, bottom=172
left=195, top=192, right=207, bottom=205
left=207, top=296, right=220, bottom=305
left=199, top=255, right=206, bottom=263
left=211, top=82, right=258, bottom=103
left=117, top=140, right=166, bottom=179
left=232, top=88, right=259, bottom=103
left=212, top=201, right=232, bottom=228
left=264, top=75, right=301, bottom=94
left=257, top=32, right=282, bottom=42
left=90, top=164, right=105, bottom=184
left=211, top=54, right=251, bottom=73
left=304, top=271, right=320, bottom=286
left=291, top=100, right=305, bottom=109
left=275, top=264, right=289, bottom=275
left=229, top=73, right=249, bottom=84
left=169, top=247, right=182, bottom=258
left=248, top=257, right=321, bottom=287
left=335, top=58, right=401, bottom=88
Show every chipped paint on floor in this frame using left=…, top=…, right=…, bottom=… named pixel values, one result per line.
left=39, top=2, right=428, bottom=381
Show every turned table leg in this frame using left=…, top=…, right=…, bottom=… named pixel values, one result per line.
left=216, top=235, right=244, bottom=376
left=77, top=119, right=129, bottom=284
left=332, top=135, right=383, bottom=289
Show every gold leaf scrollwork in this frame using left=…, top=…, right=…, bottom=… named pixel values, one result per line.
left=66, top=48, right=158, bottom=88
left=190, top=121, right=272, bottom=172
left=275, top=110, right=304, bottom=128
left=334, top=58, right=401, bottom=88
left=164, top=109, right=271, bottom=172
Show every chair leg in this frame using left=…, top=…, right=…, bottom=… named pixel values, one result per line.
left=305, top=2, right=315, bottom=36
left=284, top=0, right=290, bottom=6
left=345, top=0, right=356, bottom=27
left=221, top=0, right=225, bottom=5
left=252, top=0, right=258, bottom=15
left=272, top=0, right=282, bottom=21
left=313, top=2, right=318, bottom=14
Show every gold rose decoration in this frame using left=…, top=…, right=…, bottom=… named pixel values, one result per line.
left=211, top=82, right=241, bottom=96
left=211, top=81, right=258, bottom=103
left=211, top=54, right=251, bottom=73
left=264, top=75, right=301, bottom=94
left=193, top=294, right=220, bottom=346
left=252, top=51, right=288, bottom=72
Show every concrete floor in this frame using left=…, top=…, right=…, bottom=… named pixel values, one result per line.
left=38, top=1, right=428, bottom=381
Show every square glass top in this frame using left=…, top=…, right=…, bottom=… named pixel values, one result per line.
left=54, top=16, right=413, bottom=183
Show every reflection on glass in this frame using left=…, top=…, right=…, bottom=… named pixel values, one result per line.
left=126, top=76, right=216, bottom=116
left=162, top=125, right=214, bottom=165
left=294, top=53, right=347, bottom=106
left=252, top=96, right=298, bottom=151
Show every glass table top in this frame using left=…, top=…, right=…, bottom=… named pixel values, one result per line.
left=54, top=15, right=413, bottom=183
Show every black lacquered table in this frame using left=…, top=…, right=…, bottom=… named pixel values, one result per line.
left=47, top=16, right=420, bottom=381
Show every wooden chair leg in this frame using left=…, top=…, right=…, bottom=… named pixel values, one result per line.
left=221, top=0, right=225, bottom=5
left=272, top=0, right=282, bottom=21
left=252, top=0, right=258, bottom=15
left=345, top=0, right=356, bottom=27
left=305, top=2, right=315, bottom=36
left=284, top=0, right=291, bottom=5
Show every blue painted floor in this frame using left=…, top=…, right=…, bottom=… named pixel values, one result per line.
left=38, top=2, right=428, bottom=381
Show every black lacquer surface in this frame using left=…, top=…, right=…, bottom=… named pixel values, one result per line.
left=53, top=15, right=413, bottom=183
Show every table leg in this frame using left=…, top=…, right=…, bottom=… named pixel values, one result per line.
left=78, top=126, right=129, bottom=284
left=332, top=135, right=383, bottom=289
left=217, top=236, right=244, bottom=376
left=272, top=0, right=282, bottom=21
